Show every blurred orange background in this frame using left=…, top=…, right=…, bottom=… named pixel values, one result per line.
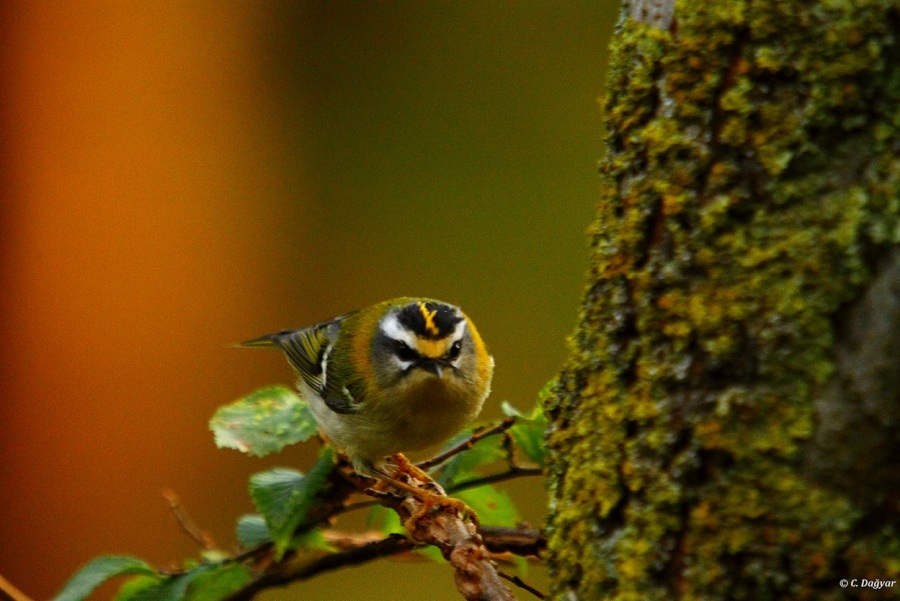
left=0, top=3, right=615, bottom=599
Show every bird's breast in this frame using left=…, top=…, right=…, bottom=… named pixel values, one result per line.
left=382, top=374, right=483, bottom=452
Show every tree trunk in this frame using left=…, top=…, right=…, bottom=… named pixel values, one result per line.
left=544, top=1, right=899, bottom=600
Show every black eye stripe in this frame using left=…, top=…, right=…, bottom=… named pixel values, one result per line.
left=394, top=339, right=420, bottom=362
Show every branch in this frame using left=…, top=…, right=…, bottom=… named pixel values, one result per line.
left=399, top=499, right=515, bottom=601
left=222, top=525, right=546, bottom=601
left=223, top=534, right=417, bottom=601
left=355, top=462, right=516, bottom=601
left=417, top=418, right=516, bottom=470
left=158, top=418, right=545, bottom=600
left=321, top=464, right=544, bottom=524
left=497, top=570, right=546, bottom=600
left=322, top=464, right=544, bottom=525
left=479, top=526, right=546, bottom=557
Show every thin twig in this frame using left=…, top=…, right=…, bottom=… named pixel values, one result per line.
left=0, top=573, right=35, bottom=601
left=417, top=418, right=516, bottom=470
left=162, top=489, right=214, bottom=550
left=448, top=466, right=544, bottom=494
left=497, top=570, right=546, bottom=599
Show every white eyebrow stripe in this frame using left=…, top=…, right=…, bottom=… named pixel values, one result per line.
left=380, top=313, right=418, bottom=348
left=450, top=319, right=466, bottom=342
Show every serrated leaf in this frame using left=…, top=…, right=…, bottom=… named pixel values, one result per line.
left=249, top=468, right=304, bottom=545
left=54, top=556, right=156, bottom=601
left=236, top=514, right=271, bottom=547
left=456, top=485, right=519, bottom=527
left=435, top=432, right=506, bottom=488
left=249, top=447, right=335, bottom=558
left=210, top=386, right=318, bottom=457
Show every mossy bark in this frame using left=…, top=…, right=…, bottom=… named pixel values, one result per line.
left=544, top=1, right=899, bottom=600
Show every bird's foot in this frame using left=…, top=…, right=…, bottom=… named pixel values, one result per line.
left=368, top=454, right=478, bottom=534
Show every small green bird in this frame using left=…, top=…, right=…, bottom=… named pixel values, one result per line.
left=241, top=297, right=494, bottom=478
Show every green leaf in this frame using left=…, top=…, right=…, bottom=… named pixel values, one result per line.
left=293, top=527, right=334, bottom=552
left=183, top=564, right=252, bottom=601
left=248, top=468, right=305, bottom=552
left=367, top=504, right=405, bottom=536
left=234, top=514, right=328, bottom=553
left=132, top=565, right=220, bottom=601
left=198, top=550, right=230, bottom=564
left=115, top=576, right=163, bottom=601
left=435, top=431, right=506, bottom=488
left=54, top=556, right=156, bottom=601
left=210, top=386, right=318, bottom=457
left=236, top=514, right=272, bottom=547
left=249, top=447, right=335, bottom=558
left=500, top=401, right=524, bottom=418
left=123, top=570, right=204, bottom=601
left=456, top=485, right=519, bottom=527
left=117, top=564, right=245, bottom=601
left=508, top=420, right=546, bottom=466
left=503, top=402, right=548, bottom=466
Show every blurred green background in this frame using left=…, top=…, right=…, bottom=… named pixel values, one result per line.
left=0, top=2, right=617, bottom=598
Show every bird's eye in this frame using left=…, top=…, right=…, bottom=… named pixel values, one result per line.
left=394, top=341, right=419, bottom=362
left=447, top=340, right=462, bottom=360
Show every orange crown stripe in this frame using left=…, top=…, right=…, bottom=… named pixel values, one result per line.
left=419, top=302, right=440, bottom=337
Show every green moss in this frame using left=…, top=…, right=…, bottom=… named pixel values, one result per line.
left=545, top=1, right=899, bottom=599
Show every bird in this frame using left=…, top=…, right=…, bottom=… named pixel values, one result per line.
left=240, top=297, right=494, bottom=484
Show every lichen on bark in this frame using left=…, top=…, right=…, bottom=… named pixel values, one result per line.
left=544, top=1, right=899, bottom=600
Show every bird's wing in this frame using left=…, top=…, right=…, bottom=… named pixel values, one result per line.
left=239, top=312, right=359, bottom=413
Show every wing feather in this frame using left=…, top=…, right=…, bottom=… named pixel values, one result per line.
left=238, top=312, right=360, bottom=414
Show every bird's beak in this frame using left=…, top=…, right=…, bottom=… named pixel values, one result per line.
left=421, top=360, right=444, bottom=378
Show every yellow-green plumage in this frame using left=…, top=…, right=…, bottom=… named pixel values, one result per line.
left=241, top=297, right=494, bottom=475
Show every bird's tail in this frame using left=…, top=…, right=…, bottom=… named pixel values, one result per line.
left=234, top=333, right=285, bottom=348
